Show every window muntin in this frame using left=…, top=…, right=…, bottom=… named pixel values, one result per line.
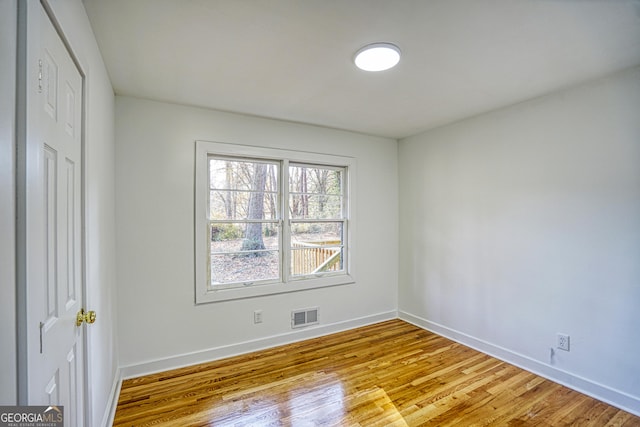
left=195, top=141, right=354, bottom=303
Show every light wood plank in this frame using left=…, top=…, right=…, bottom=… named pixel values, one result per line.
left=114, top=320, right=640, bottom=426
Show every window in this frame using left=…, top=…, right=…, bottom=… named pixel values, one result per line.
left=195, top=141, right=355, bottom=303
left=208, top=157, right=281, bottom=287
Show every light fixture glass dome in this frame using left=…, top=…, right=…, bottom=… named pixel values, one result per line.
left=354, top=42, right=401, bottom=72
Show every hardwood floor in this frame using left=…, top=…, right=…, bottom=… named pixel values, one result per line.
left=114, top=320, right=640, bottom=426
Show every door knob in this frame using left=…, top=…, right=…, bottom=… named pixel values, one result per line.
left=76, top=309, right=97, bottom=326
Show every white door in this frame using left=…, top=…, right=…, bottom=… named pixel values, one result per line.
left=23, top=3, right=87, bottom=426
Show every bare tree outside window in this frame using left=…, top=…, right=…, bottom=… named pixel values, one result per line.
left=241, top=163, right=267, bottom=253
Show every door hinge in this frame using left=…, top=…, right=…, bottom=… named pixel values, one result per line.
left=38, top=59, right=43, bottom=93
left=39, top=321, right=44, bottom=353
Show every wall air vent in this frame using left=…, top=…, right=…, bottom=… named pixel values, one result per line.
left=291, top=307, right=319, bottom=329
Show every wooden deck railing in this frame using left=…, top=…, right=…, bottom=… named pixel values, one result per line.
left=292, top=240, right=341, bottom=275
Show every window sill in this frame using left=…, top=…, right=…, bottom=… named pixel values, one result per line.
left=195, top=274, right=355, bottom=304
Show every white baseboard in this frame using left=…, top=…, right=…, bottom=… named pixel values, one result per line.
left=100, top=369, right=122, bottom=427
left=399, top=310, right=640, bottom=417
left=120, top=310, right=397, bottom=380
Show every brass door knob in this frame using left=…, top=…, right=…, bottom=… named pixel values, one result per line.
left=76, top=309, right=97, bottom=326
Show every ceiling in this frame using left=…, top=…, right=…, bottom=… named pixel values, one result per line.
left=82, top=0, right=640, bottom=139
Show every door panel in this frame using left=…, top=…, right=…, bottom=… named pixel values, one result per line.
left=25, top=3, right=85, bottom=425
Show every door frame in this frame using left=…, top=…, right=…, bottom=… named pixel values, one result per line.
left=16, top=0, right=90, bottom=422
left=0, top=0, right=18, bottom=405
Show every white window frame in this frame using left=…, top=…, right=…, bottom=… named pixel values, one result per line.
left=195, top=140, right=356, bottom=304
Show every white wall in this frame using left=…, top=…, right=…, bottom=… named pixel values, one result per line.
left=398, top=67, right=640, bottom=414
left=0, top=0, right=17, bottom=405
left=42, top=1, right=118, bottom=425
left=115, top=96, right=398, bottom=373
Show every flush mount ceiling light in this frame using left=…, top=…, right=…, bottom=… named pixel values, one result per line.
left=354, top=42, right=401, bottom=72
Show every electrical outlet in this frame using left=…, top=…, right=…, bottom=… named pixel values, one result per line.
left=557, top=333, right=570, bottom=351
left=253, top=310, right=263, bottom=324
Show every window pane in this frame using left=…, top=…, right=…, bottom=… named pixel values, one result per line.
left=289, top=194, right=342, bottom=220
left=210, top=223, right=279, bottom=253
left=290, top=222, right=344, bottom=276
left=288, top=165, right=343, bottom=220
left=209, top=159, right=278, bottom=191
left=209, top=158, right=278, bottom=220
left=211, top=251, right=280, bottom=285
left=289, top=166, right=342, bottom=195
left=210, top=189, right=278, bottom=220
left=291, top=222, right=342, bottom=244
left=291, top=246, right=343, bottom=276
left=210, top=222, right=280, bottom=285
